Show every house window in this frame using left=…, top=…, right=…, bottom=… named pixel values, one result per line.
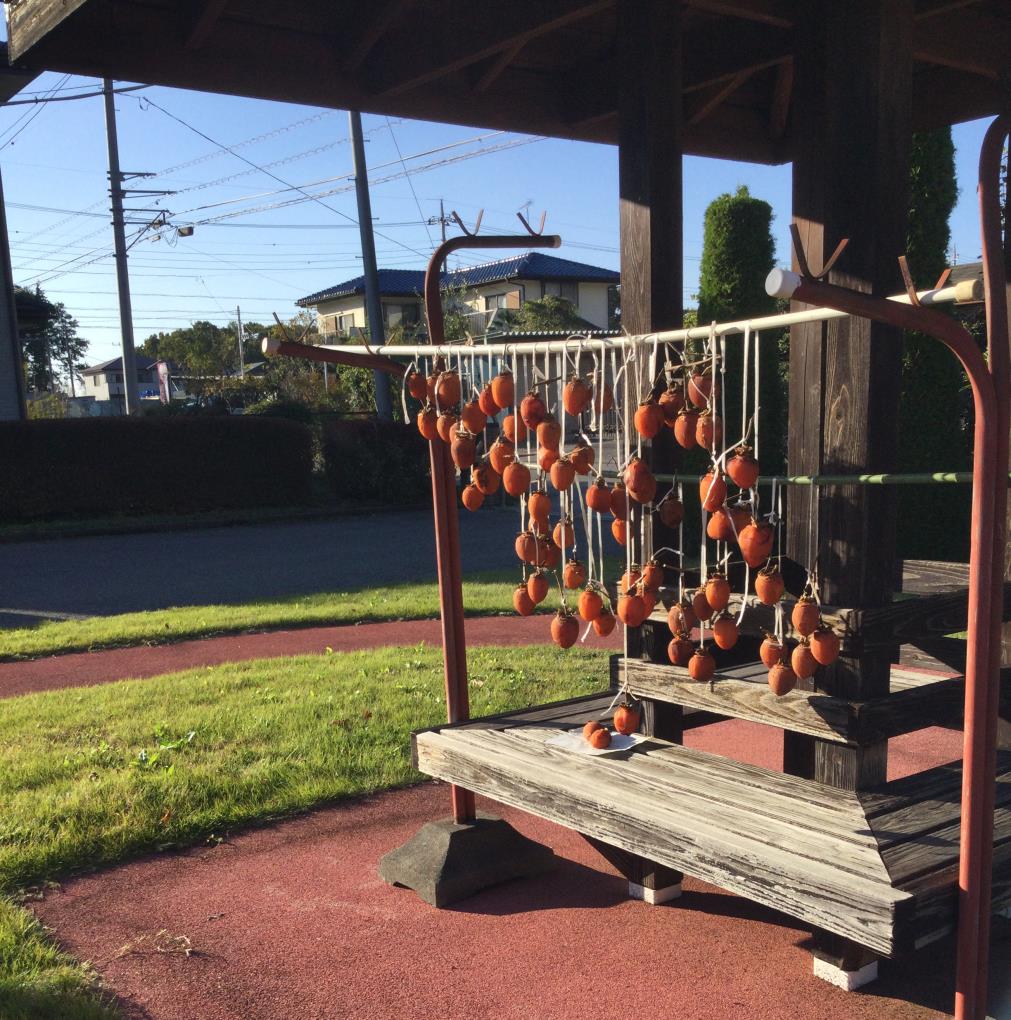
left=115, top=373, right=123, bottom=382
left=543, top=281, right=578, bottom=304
left=337, top=312, right=355, bottom=332
left=484, top=293, right=509, bottom=311
left=320, top=314, right=338, bottom=334
left=384, top=303, right=419, bottom=328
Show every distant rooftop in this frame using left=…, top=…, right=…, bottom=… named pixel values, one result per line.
left=81, top=355, right=160, bottom=376
left=297, top=252, right=619, bottom=307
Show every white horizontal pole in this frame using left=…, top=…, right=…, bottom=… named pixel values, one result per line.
left=318, top=277, right=979, bottom=361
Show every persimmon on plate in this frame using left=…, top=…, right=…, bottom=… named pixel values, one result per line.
left=544, top=730, right=646, bottom=757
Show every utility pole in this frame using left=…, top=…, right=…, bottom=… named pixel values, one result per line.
left=0, top=169, right=25, bottom=419
left=235, top=305, right=245, bottom=378
left=427, top=198, right=450, bottom=244
left=348, top=109, right=393, bottom=420
left=103, top=79, right=139, bottom=415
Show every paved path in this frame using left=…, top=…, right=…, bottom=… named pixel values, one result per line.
left=32, top=720, right=993, bottom=1020
left=0, top=615, right=623, bottom=699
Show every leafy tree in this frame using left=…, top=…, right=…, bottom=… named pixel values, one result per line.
left=897, top=127, right=966, bottom=559
left=696, top=185, right=787, bottom=472
left=142, top=321, right=236, bottom=399
left=502, top=294, right=588, bottom=333
left=15, top=287, right=89, bottom=393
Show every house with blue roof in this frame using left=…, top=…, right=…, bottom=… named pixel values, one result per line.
left=296, top=252, right=619, bottom=337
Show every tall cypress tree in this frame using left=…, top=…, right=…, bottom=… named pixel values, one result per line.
left=696, top=186, right=787, bottom=473
left=897, top=128, right=965, bottom=560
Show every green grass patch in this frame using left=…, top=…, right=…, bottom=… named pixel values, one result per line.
left=0, top=571, right=527, bottom=661
left=0, top=642, right=606, bottom=1016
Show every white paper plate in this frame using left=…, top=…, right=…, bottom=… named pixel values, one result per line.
left=544, top=730, right=647, bottom=757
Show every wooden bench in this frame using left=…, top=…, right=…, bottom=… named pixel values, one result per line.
left=413, top=688, right=1011, bottom=959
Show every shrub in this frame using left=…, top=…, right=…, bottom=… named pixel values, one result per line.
left=244, top=396, right=317, bottom=425
left=322, top=418, right=430, bottom=505
left=0, top=417, right=313, bottom=521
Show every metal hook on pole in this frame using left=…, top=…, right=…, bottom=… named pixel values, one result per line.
left=789, top=222, right=850, bottom=281
left=450, top=209, right=484, bottom=237
left=516, top=210, right=547, bottom=236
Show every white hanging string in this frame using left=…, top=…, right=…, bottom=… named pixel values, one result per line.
left=753, top=330, right=761, bottom=462
left=400, top=357, right=417, bottom=422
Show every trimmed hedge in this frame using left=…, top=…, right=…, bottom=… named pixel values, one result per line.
left=322, top=418, right=430, bottom=505
left=0, top=417, right=313, bottom=521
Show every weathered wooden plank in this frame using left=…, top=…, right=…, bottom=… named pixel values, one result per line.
left=416, top=728, right=906, bottom=955
left=6, top=0, right=91, bottom=61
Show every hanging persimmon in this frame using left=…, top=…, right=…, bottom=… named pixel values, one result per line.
left=563, top=559, right=587, bottom=589
left=667, top=601, right=698, bottom=635
left=634, top=400, right=664, bottom=440
left=729, top=503, right=752, bottom=536
left=436, top=413, right=458, bottom=444
left=712, top=614, right=739, bottom=649
left=696, top=411, right=723, bottom=452
left=691, top=588, right=714, bottom=621
left=593, top=381, right=614, bottom=414
left=768, top=662, right=797, bottom=696
left=586, top=476, right=612, bottom=513
left=705, top=573, right=731, bottom=612
left=527, top=490, right=551, bottom=525
left=490, top=370, right=514, bottom=408
left=727, top=445, right=760, bottom=489
left=659, top=383, right=684, bottom=423
left=472, top=461, right=500, bottom=496
left=760, top=635, right=784, bottom=667
left=699, top=471, right=727, bottom=512
left=688, top=369, right=717, bottom=408
left=416, top=406, right=438, bottom=440
left=810, top=626, right=841, bottom=666
left=514, top=531, right=537, bottom=565
left=640, top=559, right=663, bottom=590
left=538, top=538, right=562, bottom=570
left=563, top=376, right=592, bottom=416
left=619, top=566, right=641, bottom=595
left=460, top=400, right=486, bottom=435
left=688, top=647, right=716, bottom=681
left=551, top=610, right=580, bottom=649
left=478, top=383, right=499, bottom=418
left=755, top=566, right=784, bottom=606
left=791, top=595, right=820, bottom=636
left=488, top=439, right=515, bottom=474
left=553, top=516, right=575, bottom=548
left=707, top=509, right=736, bottom=542
left=738, top=520, right=774, bottom=567
left=656, top=496, right=684, bottom=528
left=527, top=570, right=550, bottom=605
left=610, top=482, right=628, bottom=519
left=538, top=446, right=559, bottom=472
left=520, top=391, right=547, bottom=429
left=550, top=457, right=576, bottom=491
left=502, top=461, right=531, bottom=497
left=624, top=457, right=657, bottom=504
left=450, top=430, right=477, bottom=469
left=593, top=609, right=617, bottom=636
left=611, top=518, right=627, bottom=545
left=668, top=635, right=694, bottom=666
left=578, top=587, right=603, bottom=621
left=503, top=413, right=527, bottom=444
left=613, top=700, right=642, bottom=736
left=436, top=370, right=461, bottom=408
left=513, top=583, right=536, bottom=617
left=537, top=415, right=562, bottom=451
left=616, top=592, right=647, bottom=628
left=791, top=641, right=818, bottom=680
left=406, top=371, right=427, bottom=402
left=569, top=444, right=595, bottom=475
left=673, top=409, right=699, bottom=449
left=461, top=484, right=484, bottom=511
left=640, top=587, right=658, bottom=617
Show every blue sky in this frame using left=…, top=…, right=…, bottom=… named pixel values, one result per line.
left=0, top=64, right=993, bottom=367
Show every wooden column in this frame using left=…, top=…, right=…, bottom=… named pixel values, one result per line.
left=785, top=0, right=913, bottom=977
left=612, top=0, right=683, bottom=899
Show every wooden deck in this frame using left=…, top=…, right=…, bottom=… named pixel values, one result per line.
left=414, top=692, right=1011, bottom=959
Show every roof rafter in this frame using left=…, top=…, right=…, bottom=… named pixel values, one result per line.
left=364, top=0, right=614, bottom=97
left=343, top=0, right=416, bottom=74
left=183, top=0, right=229, bottom=50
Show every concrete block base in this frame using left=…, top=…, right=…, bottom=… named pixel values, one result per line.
left=628, top=880, right=682, bottom=905
left=813, top=956, right=879, bottom=991
left=378, top=814, right=555, bottom=908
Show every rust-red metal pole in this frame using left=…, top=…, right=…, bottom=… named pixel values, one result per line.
left=422, top=227, right=561, bottom=824
left=261, top=337, right=406, bottom=377
left=970, top=113, right=1010, bottom=1019
left=767, top=266, right=1002, bottom=1020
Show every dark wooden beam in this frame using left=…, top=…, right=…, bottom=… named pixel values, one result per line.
left=472, top=39, right=527, bottom=94
left=685, top=68, right=757, bottom=126
left=912, top=8, right=1010, bottom=78
left=343, top=0, right=415, bottom=74
left=365, top=0, right=613, bottom=97
left=183, top=0, right=230, bottom=50
left=685, top=0, right=795, bottom=28
left=769, top=57, right=793, bottom=139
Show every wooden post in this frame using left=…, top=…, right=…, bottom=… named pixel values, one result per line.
left=785, top=0, right=914, bottom=983
left=613, top=0, right=683, bottom=902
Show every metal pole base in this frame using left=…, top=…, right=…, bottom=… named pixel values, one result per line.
left=628, top=880, right=682, bottom=904
left=812, top=956, right=879, bottom=991
left=379, top=814, right=555, bottom=908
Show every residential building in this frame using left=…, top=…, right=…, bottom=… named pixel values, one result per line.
left=296, top=252, right=620, bottom=338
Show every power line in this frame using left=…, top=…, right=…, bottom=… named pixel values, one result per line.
left=385, top=116, right=433, bottom=249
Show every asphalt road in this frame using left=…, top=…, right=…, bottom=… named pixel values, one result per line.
left=0, top=507, right=527, bottom=626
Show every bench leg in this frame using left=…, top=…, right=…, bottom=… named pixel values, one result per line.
left=811, top=931, right=879, bottom=991
left=582, top=836, right=683, bottom=905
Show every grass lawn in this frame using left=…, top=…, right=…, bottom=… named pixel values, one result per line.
left=0, top=570, right=527, bottom=661
left=0, top=642, right=608, bottom=1018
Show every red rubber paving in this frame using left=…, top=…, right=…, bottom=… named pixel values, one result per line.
left=0, top=615, right=622, bottom=698
left=33, top=722, right=999, bottom=1020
